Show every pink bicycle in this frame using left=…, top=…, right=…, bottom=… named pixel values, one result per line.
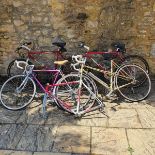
left=0, top=58, right=98, bottom=117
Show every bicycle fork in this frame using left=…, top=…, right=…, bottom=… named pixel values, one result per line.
left=16, top=75, right=29, bottom=93
left=75, top=66, right=105, bottom=117
left=75, top=64, right=84, bottom=115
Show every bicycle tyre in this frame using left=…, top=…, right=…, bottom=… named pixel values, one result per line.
left=53, top=73, right=98, bottom=114
left=115, top=64, right=151, bottom=102
left=7, top=58, right=33, bottom=77
left=0, top=75, right=36, bottom=110
left=123, top=55, right=149, bottom=74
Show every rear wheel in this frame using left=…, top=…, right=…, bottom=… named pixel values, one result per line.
left=115, top=64, right=151, bottom=102
left=123, top=55, right=149, bottom=74
left=0, top=75, right=36, bottom=110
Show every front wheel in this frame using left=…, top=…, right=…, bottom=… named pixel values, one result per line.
left=0, top=75, right=36, bottom=110
left=53, top=73, right=98, bottom=114
left=115, top=64, right=151, bottom=102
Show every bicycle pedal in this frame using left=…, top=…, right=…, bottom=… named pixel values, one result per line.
left=99, top=107, right=104, bottom=112
left=106, top=93, right=118, bottom=101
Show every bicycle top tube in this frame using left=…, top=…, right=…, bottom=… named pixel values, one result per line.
left=84, top=51, right=121, bottom=57
left=27, top=49, right=61, bottom=55
left=33, top=69, right=61, bottom=72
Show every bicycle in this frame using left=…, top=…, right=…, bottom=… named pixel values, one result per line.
left=0, top=59, right=98, bottom=118
left=7, top=37, right=71, bottom=77
left=71, top=54, right=151, bottom=102
left=79, top=42, right=149, bottom=74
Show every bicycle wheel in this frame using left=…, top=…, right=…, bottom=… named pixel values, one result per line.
left=53, top=73, right=98, bottom=113
left=7, top=58, right=32, bottom=77
left=0, top=75, right=36, bottom=110
left=115, top=64, right=151, bottom=101
left=123, top=55, right=149, bottom=74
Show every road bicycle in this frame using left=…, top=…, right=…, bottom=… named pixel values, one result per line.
left=76, top=43, right=150, bottom=87
left=70, top=54, right=151, bottom=102
left=7, top=38, right=149, bottom=78
left=7, top=37, right=71, bottom=77
left=79, top=42, right=149, bottom=74
left=0, top=59, right=98, bottom=117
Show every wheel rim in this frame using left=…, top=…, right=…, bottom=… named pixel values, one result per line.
left=0, top=75, right=36, bottom=110
left=54, top=74, right=97, bottom=113
left=115, top=64, right=151, bottom=101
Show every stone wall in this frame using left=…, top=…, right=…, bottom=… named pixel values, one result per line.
left=0, top=0, right=155, bottom=75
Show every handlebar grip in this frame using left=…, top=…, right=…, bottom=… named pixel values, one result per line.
left=84, top=45, right=90, bottom=51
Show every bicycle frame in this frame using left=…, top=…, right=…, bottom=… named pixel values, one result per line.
left=18, top=47, right=67, bottom=70
left=71, top=55, right=135, bottom=116
left=18, top=67, right=79, bottom=117
left=82, top=58, right=135, bottom=98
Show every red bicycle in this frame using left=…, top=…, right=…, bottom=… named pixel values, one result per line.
left=7, top=37, right=71, bottom=77
left=72, top=42, right=149, bottom=85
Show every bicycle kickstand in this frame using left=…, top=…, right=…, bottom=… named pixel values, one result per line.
left=42, top=93, right=48, bottom=119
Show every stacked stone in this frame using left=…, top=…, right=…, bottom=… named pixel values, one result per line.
left=0, top=0, right=155, bottom=75
left=0, top=0, right=54, bottom=74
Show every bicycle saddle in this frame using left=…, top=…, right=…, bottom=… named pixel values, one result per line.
left=111, top=42, right=126, bottom=53
left=54, top=60, right=68, bottom=65
left=52, top=36, right=66, bottom=48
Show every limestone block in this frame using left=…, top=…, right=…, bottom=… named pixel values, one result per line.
left=32, top=16, right=42, bottom=23
left=36, top=125, right=58, bottom=151
left=108, top=109, right=142, bottom=128
left=34, top=152, right=71, bottom=155
left=0, top=25, right=15, bottom=33
left=153, top=3, right=155, bottom=11
left=0, top=107, right=23, bottom=123
left=13, top=1, right=23, bottom=7
left=137, top=107, right=155, bottom=128
left=92, top=127, right=130, bottom=155
left=16, top=125, right=40, bottom=151
left=0, top=150, right=32, bottom=155
left=53, top=126, right=90, bottom=153
left=0, top=124, right=27, bottom=149
left=21, top=15, right=31, bottom=21
left=86, top=21, right=98, bottom=29
left=15, top=25, right=28, bottom=32
left=127, top=129, right=155, bottom=155
left=14, top=20, right=24, bottom=26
